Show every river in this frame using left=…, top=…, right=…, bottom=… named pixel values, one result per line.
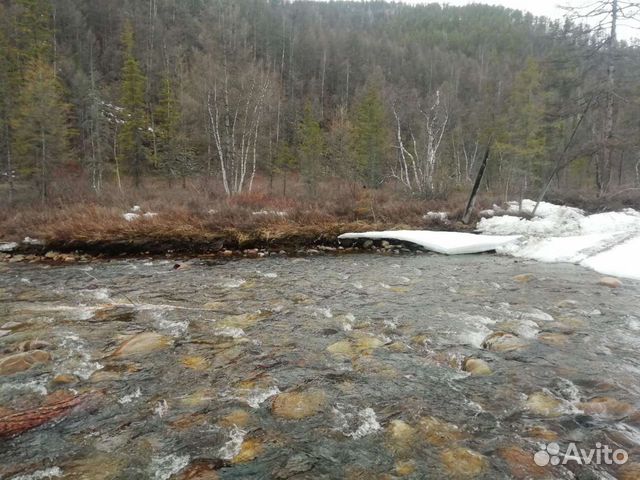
left=1, top=253, right=639, bottom=479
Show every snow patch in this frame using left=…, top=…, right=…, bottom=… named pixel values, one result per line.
left=478, top=200, right=640, bottom=280
left=123, top=206, right=157, bottom=222
left=0, top=242, right=18, bottom=252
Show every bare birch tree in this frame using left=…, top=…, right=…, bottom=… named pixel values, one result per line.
left=207, top=60, right=271, bottom=196
left=392, top=91, right=448, bottom=196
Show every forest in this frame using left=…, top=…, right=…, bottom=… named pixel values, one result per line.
left=0, top=0, right=639, bottom=247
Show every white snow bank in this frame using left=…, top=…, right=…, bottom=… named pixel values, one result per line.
left=582, top=236, right=640, bottom=280
left=479, top=200, right=640, bottom=280
left=123, top=207, right=157, bottom=221
left=340, top=200, right=640, bottom=281
left=338, top=230, right=519, bottom=255
left=424, top=211, right=448, bottom=221
left=0, top=242, right=18, bottom=252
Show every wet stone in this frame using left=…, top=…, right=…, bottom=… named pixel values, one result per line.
left=440, top=447, right=487, bottom=478
left=231, top=438, right=264, bottom=464
left=498, top=446, right=548, bottom=479
left=598, top=276, right=622, bottom=288
left=171, top=460, right=223, bottom=480
left=0, top=350, right=52, bottom=375
left=525, top=392, right=564, bottom=417
left=418, top=416, right=467, bottom=446
left=462, top=358, right=492, bottom=376
left=111, top=332, right=172, bottom=357
left=271, top=389, right=327, bottom=420
left=482, top=331, right=528, bottom=352
left=274, top=453, right=315, bottom=479
left=577, top=397, right=634, bottom=419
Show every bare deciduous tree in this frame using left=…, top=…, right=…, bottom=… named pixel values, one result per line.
left=392, top=91, right=448, bottom=195
left=207, top=60, right=271, bottom=196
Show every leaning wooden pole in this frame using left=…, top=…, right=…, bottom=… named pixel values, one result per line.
left=462, top=139, right=492, bottom=225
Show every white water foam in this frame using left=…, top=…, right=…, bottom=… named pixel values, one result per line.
left=332, top=405, right=381, bottom=439
left=150, top=454, right=190, bottom=480
left=8, top=467, right=63, bottom=480
left=218, top=426, right=246, bottom=460
left=213, top=327, right=246, bottom=338
left=118, top=387, right=142, bottom=405
left=154, top=399, right=169, bottom=417
left=349, top=408, right=381, bottom=439
left=243, top=386, right=280, bottom=409
left=58, top=332, right=104, bottom=380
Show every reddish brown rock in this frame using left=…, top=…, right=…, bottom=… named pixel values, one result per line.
left=0, top=391, right=100, bottom=438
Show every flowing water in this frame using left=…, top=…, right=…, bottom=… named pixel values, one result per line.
left=1, top=254, right=640, bottom=479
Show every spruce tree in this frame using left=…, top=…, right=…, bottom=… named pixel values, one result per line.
left=297, top=103, right=325, bottom=193
left=11, top=59, right=68, bottom=201
left=351, top=86, right=387, bottom=188
left=119, top=21, right=148, bottom=188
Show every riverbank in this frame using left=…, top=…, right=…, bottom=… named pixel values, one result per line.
left=1, top=182, right=638, bottom=263
left=0, top=218, right=475, bottom=263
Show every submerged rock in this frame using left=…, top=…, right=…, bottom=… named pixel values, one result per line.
left=327, top=334, right=384, bottom=357
left=171, top=460, right=224, bottom=480
left=52, top=373, right=78, bottom=385
left=618, top=462, right=640, bottom=480
left=394, top=460, right=416, bottom=476
left=0, top=391, right=100, bottom=438
left=219, top=409, right=251, bottom=428
left=440, top=447, right=487, bottom=478
left=271, top=389, right=327, bottom=420
left=482, top=331, right=528, bottom=352
left=274, top=453, right=315, bottom=479
left=537, top=333, right=569, bottom=347
left=231, top=438, right=264, bottom=464
left=524, top=425, right=558, bottom=441
left=111, top=332, right=172, bottom=357
left=12, top=339, right=52, bottom=352
left=498, top=446, right=547, bottom=479
left=525, top=392, right=564, bottom=417
left=418, top=416, right=467, bottom=446
left=513, top=274, right=536, bottom=283
left=0, top=350, right=51, bottom=375
left=598, top=276, right=622, bottom=288
left=61, top=454, right=125, bottom=480
left=181, top=356, right=209, bottom=371
left=577, top=397, right=634, bottom=419
left=462, top=358, right=492, bottom=376
left=386, top=419, right=417, bottom=456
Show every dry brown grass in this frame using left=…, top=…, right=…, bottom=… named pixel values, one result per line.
left=0, top=174, right=503, bottom=254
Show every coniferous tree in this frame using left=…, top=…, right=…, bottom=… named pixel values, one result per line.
left=297, top=103, right=325, bottom=193
left=12, top=59, right=68, bottom=201
left=351, top=85, right=388, bottom=188
left=118, top=21, right=148, bottom=188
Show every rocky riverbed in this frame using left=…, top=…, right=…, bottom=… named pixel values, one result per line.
left=0, top=254, right=639, bottom=479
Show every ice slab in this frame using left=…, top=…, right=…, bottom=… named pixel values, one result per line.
left=338, top=230, right=519, bottom=255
